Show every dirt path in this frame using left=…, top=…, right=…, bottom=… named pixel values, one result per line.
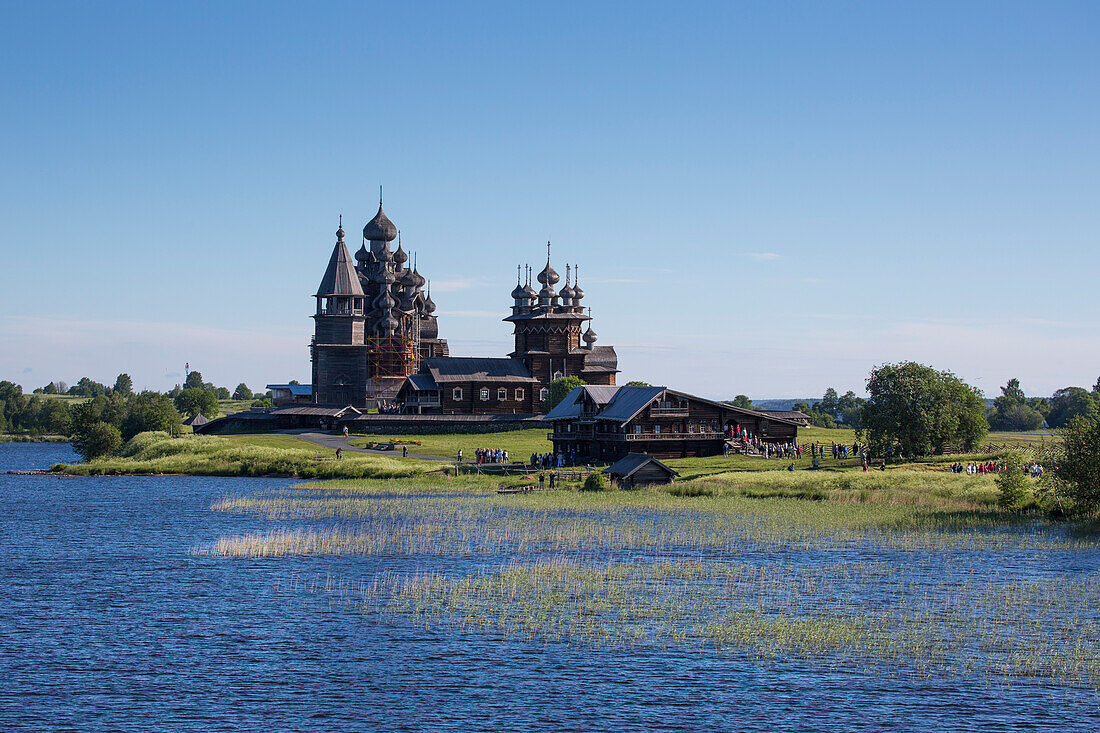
left=288, top=431, right=454, bottom=462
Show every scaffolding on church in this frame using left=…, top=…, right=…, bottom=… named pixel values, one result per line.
left=364, top=317, right=421, bottom=399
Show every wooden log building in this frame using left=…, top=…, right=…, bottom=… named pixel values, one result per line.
left=544, top=385, right=800, bottom=461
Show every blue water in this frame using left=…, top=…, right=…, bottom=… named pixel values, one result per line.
left=1, top=442, right=1097, bottom=732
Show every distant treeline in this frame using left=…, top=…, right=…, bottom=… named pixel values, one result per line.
left=0, top=369, right=276, bottom=456
left=740, top=376, right=1100, bottom=432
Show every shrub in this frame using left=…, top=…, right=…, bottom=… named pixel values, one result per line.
left=582, top=472, right=606, bottom=492
left=995, top=451, right=1031, bottom=510
left=73, top=422, right=123, bottom=460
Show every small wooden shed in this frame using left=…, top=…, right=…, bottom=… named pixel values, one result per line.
left=603, top=453, right=679, bottom=489
left=183, top=413, right=209, bottom=429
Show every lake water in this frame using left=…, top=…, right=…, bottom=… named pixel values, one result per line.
left=1, top=442, right=1097, bottom=731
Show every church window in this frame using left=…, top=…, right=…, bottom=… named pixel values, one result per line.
left=498, top=388, right=507, bottom=400
left=540, top=388, right=549, bottom=401
left=515, top=388, right=525, bottom=401
left=553, top=371, right=563, bottom=380
left=480, top=388, right=490, bottom=401
left=452, top=388, right=462, bottom=401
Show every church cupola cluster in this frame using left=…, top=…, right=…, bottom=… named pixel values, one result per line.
left=311, top=191, right=449, bottom=406
left=504, top=242, right=618, bottom=395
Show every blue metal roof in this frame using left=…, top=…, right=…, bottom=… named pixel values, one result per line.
left=266, top=383, right=313, bottom=396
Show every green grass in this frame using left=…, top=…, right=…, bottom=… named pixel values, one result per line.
left=222, top=434, right=321, bottom=450
left=217, top=399, right=258, bottom=417
left=0, top=434, right=70, bottom=443
left=348, top=427, right=553, bottom=460
left=54, top=431, right=433, bottom=478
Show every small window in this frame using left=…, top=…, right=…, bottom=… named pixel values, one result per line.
left=480, top=388, right=490, bottom=401
left=654, top=424, right=661, bottom=434
left=553, top=371, right=563, bottom=380
left=452, top=388, right=462, bottom=401
left=634, top=425, right=642, bottom=434
left=672, top=424, right=679, bottom=434
left=688, top=423, right=695, bottom=433
left=498, top=388, right=507, bottom=400
left=515, top=388, right=525, bottom=401
left=540, top=388, right=549, bottom=401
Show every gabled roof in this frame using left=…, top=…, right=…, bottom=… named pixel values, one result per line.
left=542, top=385, right=665, bottom=422
left=664, top=389, right=800, bottom=427
left=543, top=385, right=802, bottom=428
left=603, top=453, right=679, bottom=479
left=405, top=373, right=440, bottom=391
left=595, top=385, right=666, bottom=422
left=183, top=413, right=209, bottom=427
left=316, top=238, right=364, bottom=297
left=422, top=357, right=537, bottom=384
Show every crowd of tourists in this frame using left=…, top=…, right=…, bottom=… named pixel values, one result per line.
left=948, top=461, right=1043, bottom=477
left=475, top=447, right=510, bottom=464
left=531, top=451, right=571, bottom=468
left=376, top=401, right=401, bottom=414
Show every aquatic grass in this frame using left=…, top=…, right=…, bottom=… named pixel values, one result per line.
left=313, top=558, right=1100, bottom=691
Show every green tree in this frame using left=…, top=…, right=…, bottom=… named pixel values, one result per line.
left=69, top=377, right=109, bottom=398
left=184, top=371, right=205, bottom=390
left=1040, top=416, right=1100, bottom=514
left=626, top=380, right=652, bottom=387
left=72, top=422, right=122, bottom=460
left=38, top=398, right=72, bottom=435
left=860, top=361, right=988, bottom=457
left=1000, top=378, right=1026, bottom=403
left=174, top=388, right=219, bottom=419
left=731, top=395, right=754, bottom=410
left=547, top=376, right=586, bottom=410
left=233, top=383, right=254, bottom=401
left=837, top=390, right=865, bottom=429
left=121, top=391, right=182, bottom=440
left=1047, top=387, right=1099, bottom=428
left=41, top=382, right=57, bottom=395
left=113, top=373, right=133, bottom=397
left=213, top=386, right=231, bottom=400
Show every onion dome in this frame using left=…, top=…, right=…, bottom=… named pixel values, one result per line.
left=355, top=240, right=370, bottom=265
left=399, top=267, right=417, bottom=287
left=571, top=264, right=584, bottom=303
left=539, top=284, right=557, bottom=304
left=393, top=240, right=408, bottom=266
left=410, top=265, right=426, bottom=289
left=375, top=286, right=395, bottom=311
left=537, top=261, right=559, bottom=286
left=424, top=285, right=436, bottom=314
left=560, top=264, right=575, bottom=305
left=583, top=325, right=598, bottom=345
left=511, top=265, right=527, bottom=300
left=363, top=200, right=397, bottom=242
left=380, top=313, right=400, bottom=334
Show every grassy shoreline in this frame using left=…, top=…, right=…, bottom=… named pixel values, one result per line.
left=53, top=432, right=432, bottom=479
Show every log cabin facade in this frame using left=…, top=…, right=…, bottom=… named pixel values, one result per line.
left=544, top=385, right=800, bottom=461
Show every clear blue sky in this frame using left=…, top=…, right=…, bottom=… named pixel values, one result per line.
left=2, top=1, right=1097, bottom=399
